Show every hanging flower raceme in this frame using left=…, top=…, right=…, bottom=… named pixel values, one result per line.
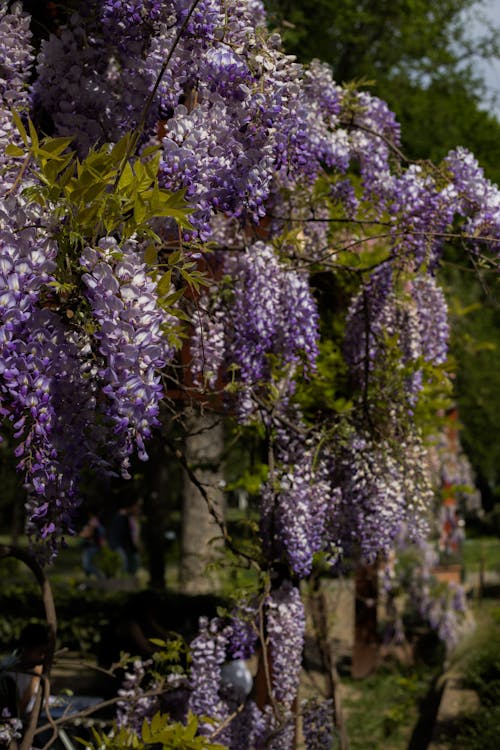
left=191, top=242, right=319, bottom=422
left=188, top=617, right=231, bottom=736
left=0, top=1, right=34, bottom=193
left=266, top=580, right=306, bottom=708
left=444, top=147, right=500, bottom=251
left=301, top=698, right=335, bottom=750
left=0, top=204, right=102, bottom=552
left=81, top=237, right=175, bottom=475
left=328, top=431, right=432, bottom=562
left=259, top=413, right=332, bottom=578
left=344, top=264, right=449, bottom=406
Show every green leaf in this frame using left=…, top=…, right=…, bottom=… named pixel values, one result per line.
left=39, top=136, right=74, bottom=157
left=11, top=110, right=28, bottom=146
left=111, top=133, right=132, bottom=164
left=117, top=161, right=135, bottom=190
left=28, top=118, right=39, bottom=152
left=167, top=250, right=182, bottom=266
left=144, top=245, right=159, bottom=265
left=4, top=143, right=25, bottom=157
left=134, top=194, right=147, bottom=224
left=157, top=270, right=172, bottom=296
left=162, top=288, right=185, bottom=306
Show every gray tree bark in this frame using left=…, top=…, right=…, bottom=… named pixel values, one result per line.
left=180, top=409, right=225, bottom=594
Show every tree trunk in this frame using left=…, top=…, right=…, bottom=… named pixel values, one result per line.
left=352, top=561, right=379, bottom=678
left=180, top=409, right=225, bottom=594
left=142, top=442, right=169, bottom=589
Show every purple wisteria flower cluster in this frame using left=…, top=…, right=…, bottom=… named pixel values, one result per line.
left=0, top=203, right=100, bottom=548
left=445, top=147, right=500, bottom=247
left=116, top=658, right=160, bottom=734
left=188, top=616, right=231, bottom=736
left=329, top=430, right=432, bottom=562
left=301, top=698, right=335, bottom=750
left=191, top=242, right=319, bottom=420
left=344, top=264, right=449, bottom=406
left=0, top=2, right=33, bottom=193
left=259, top=413, right=333, bottom=577
left=266, top=580, right=306, bottom=708
left=80, top=237, right=175, bottom=475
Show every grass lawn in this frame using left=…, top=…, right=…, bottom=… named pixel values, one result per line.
left=463, top=536, right=500, bottom=575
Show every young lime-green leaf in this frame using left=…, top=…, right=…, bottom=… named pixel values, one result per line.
left=39, top=136, right=74, bottom=157
left=144, top=152, right=161, bottom=180
left=27, top=118, right=39, bottom=152
left=42, top=153, right=74, bottom=186
left=12, top=110, right=28, bottom=146
left=180, top=267, right=199, bottom=286
left=167, top=250, right=182, bottom=266
left=82, top=180, right=109, bottom=204
left=184, top=713, right=198, bottom=741
left=157, top=270, right=172, bottom=296
left=144, top=245, right=158, bottom=265
left=134, top=194, right=147, bottom=224
left=140, top=143, right=162, bottom=158
left=110, top=133, right=132, bottom=164
left=162, top=288, right=185, bottom=305
left=164, top=188, right=190, bottom=209
left=117, top=160, right=135, bottom=190
left=4, top=143, right=25, bottom=157
left=166, top=210, right=193, bottom=229
left=78, top=202, right=100, bottom=227
left=165, top=306, right=190, bottom=322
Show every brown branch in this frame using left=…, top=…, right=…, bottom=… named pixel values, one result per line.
left=0, top=545, right=57, bottom=750
left=6, top=152, right=32, bottom=197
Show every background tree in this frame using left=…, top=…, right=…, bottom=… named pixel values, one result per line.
left=266, top=0, right=500, bottom=510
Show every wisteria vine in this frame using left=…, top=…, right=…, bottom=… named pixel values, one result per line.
left=1, top=0, right=500, bottom=747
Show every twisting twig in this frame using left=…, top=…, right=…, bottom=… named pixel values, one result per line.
left=164, top=435, right=261, bottom=570
left=6, top=152, right=31, bottom=197
left=115, top=0, right=203, bottom=185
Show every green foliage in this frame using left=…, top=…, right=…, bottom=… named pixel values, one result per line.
left=8, top=115, right=208, bottom=348
left=88, top=711, right=228, bottom=750
left=149, top=634, right=190, bottom=678
left=461, top=624, right=500, bottom=706
left=463, top=537, right=500, bottom=575
left=343, top=663, right=434, bottom=749
left=441, top=252, right=500, bottom=499
left=11, top=120, right=192, bottom=243
left=295, top=338, right=352, bottom=418
left=267, top=0, right=490, bottom=84
left=94, top=545, right=125, bottom=578
left=438, top=609, right=500, bottom=749
left=450, top=706, right=500, bottom=750
left=266, top=1, right=500, bottom=185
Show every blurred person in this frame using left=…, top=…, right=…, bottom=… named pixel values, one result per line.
left=108, top=500, right=141, bottom=575
left=79, top=511, right=106, bottom=578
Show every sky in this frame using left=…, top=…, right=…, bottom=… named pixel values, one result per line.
left=472, top=0, right=500, bottom=117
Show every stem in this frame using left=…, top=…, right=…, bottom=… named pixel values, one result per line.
left=165, top=436, right=261, bottom=571
left=114, top=0, right=203, bottom=185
